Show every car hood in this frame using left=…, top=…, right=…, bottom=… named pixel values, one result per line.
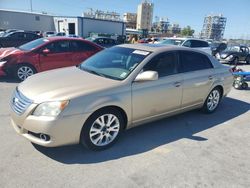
left=0, top=47, right=24, bottom=59
left=220, top=51, right=235, bottom=58
left=18, top=67, right=120, bottom=103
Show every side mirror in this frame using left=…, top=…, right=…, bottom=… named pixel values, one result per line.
left=42, top=49, right=50, bottom=54
left=134, top=71, right=158, bottom=82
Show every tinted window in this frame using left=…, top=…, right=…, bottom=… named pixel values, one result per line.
left=9, top=32, right=24, bottom=39
left=44, top=41, right=70, bottom=53
left=70, top=41, right=96, bottom=51
left=190, top=40, right=209, bottom=47
left=25, top=33, right=38, bottom=39
left=179, top=51, right=213, bottom=72
left=144, top=52, right=177, bottom=77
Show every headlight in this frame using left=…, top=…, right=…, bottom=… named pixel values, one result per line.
left=226, top=55, right=234, bottom=60
left=0, top=61, right=7, bottom=66
left=33, top=100, right=69, bottom=117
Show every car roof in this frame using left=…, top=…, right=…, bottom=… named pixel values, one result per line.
left=118, top=43, right=200, bottom=52
left=118, top=43, right=209, bottom=54
left=45, top=36, right=84, bottom=41
left=168, top=37, right=208, bottom=42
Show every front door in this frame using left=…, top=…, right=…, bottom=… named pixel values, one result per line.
left=39, top=40, right=73, bottom=71
left=132, top=52, right=182, bottom=123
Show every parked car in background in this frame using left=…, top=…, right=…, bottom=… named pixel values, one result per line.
left=159, top=38, right=212, bottom=55
left=210, top=42, right=227, bottom=57
left=216, top=45, right=250, bottom=64
left=43, top=31, right=56, bottom=37
left=0, top=31, right=41, bottom=48
left=10, top=44, right=233, bottom=150
left=86, top=37, right=117, bottom=48
left=138, top=38, right=160, bottom=43
left=0, top=37, right=103, bottom=80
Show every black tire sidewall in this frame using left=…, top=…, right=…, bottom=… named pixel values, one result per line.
left=80, top=108, right=125, bottom=151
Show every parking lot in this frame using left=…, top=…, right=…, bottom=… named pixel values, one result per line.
left=0, top=65, right=250, bottom=188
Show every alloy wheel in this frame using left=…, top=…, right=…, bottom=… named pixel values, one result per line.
left=17, top=66, right=34, bottom=80
left=89, top=114, right=120, bottom=146
left=207, top=90, right=220, bottom=111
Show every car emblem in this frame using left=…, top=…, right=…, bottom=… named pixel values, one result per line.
left=13, top=97, right=19, bottom=105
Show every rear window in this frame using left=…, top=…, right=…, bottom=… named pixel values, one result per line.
left=179, top=51, right=213, bottom=72
left=191, top=40, right=209, bottom=48
left=70, top=41, right=97, bottom=51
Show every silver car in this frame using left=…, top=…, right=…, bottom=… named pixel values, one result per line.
left=10, top=44, right=233, bottom=150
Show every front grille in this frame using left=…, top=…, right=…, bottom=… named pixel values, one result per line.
left=11, top=88, right=32, bottom=115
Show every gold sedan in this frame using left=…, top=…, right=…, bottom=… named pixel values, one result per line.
left=10, top=44, right=233, bottom=150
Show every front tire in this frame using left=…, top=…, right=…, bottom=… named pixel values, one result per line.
left=202, top=88, right=221, bottom=113
left=80, top=108, right=125, bottom=151
left=15, top=64, right=36, bottom=81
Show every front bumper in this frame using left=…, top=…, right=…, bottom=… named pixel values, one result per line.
left=10, top=107, right=91, bottom=147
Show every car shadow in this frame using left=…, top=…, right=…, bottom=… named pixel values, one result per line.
left=33, top=97, right=250, bottom=164
left=0, top=76, right=20, bottom=83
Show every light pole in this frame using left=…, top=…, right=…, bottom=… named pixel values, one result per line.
left=30, top=0, right=33, bottom=12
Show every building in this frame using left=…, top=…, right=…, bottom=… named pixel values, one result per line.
left=0, top=9, right=55, bottom=31
left=200, top=14, right=227, bottom=41
left=169, top=23, right=181, bottom=34
left=54, top=16, right=126, bottom=38
left=136, top=0, right=154, bottom=31
left=0, top=9, right=125, bottom=38
left=123, top=13, right=137, bottom=29
left=152, top=17, right=169, bottom=33
left=83, top=8, right=121, bottom=21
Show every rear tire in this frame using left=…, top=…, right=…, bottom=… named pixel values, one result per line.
left=80, top=108, right=125, bottom=151
left=14, top=64, right=36, bottom=81
left=246, top=56, right=250, bottom=64
left=242, top=82, right=248, bottom=89
left=233, top=57, right=239, bottom=65
left=202, top=87, right=221, bottom=113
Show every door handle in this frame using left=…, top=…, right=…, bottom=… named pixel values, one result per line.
left=208, top=75, right=213, bottom=80
left=173, top=81, right=181, bottom=87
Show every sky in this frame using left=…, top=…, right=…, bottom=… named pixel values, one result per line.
left=0, top=0, right=250, bottom=39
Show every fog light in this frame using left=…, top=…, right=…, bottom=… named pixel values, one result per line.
left=39, top=134, right=50, bottom=141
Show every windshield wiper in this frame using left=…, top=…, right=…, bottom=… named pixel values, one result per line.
left=81, top=67, right=122, bottom=81
left=82, top=67, right=107, bottom=78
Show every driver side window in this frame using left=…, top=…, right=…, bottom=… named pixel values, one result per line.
left=143, top=52, right=178, bottom=78
left=43, top=41, right=70, bottom=53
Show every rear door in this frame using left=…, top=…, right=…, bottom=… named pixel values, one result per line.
left=132, top=52, right=183, bottom=123
left=69, top=40, right=99, bottom=66
left=39, top=40, right=73, bottom=71
left=178, top=51, right=214, bottom=108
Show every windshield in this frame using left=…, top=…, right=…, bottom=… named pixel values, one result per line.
left=159, top=39, right=185, bottom=46
left=18, top=38, right=49, bottom=51
left=80, top=47, right=150, bottom=80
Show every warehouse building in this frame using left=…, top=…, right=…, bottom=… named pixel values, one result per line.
left=0, top=9, right=55, bottom=31
left=0, top=9, right=126, bottom=38
left=53, top=16, right=126, bottom=38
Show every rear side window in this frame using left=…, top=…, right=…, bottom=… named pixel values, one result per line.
left=144, top=52, right=178, bottom=77
left=190, top=40, right=209, bottom=48
left=179, top=51, right=213, bottom=72
left=70, top=41, right=97, bottom=51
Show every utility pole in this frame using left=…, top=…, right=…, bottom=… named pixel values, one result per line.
left=30, top=0, right=33, bottom=12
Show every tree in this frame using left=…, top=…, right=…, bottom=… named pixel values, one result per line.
left=181, top=26, right=195, bottom=37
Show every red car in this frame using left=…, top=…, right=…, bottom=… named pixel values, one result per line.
left=0, top=37, right=103, bottom=80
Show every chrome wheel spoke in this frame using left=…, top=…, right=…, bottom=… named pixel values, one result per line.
left=207, top=90, right=220, bottom=111
left=89, top=114, right=120, bottom=147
